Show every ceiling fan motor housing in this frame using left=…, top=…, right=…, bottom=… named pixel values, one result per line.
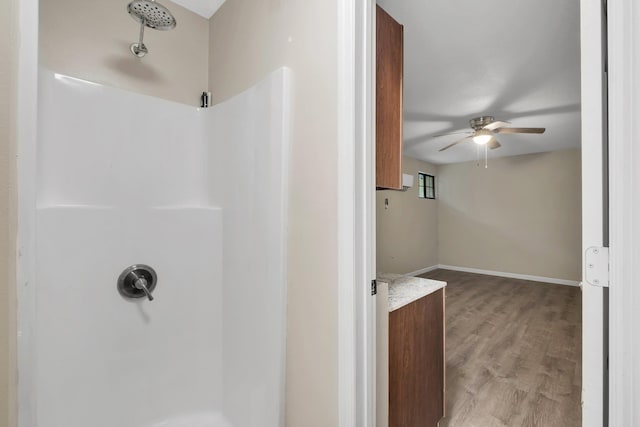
left=470, top=116, right=495, bottom=130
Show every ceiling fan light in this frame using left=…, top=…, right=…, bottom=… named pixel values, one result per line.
left=473, top=130, right=493, bottom=145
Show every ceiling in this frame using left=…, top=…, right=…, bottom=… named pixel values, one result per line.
left=169, top=0, right=226, bottom=18
left=377, top=0, right=581, bottom=164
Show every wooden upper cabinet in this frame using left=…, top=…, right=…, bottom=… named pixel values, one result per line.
left=376, top=5, right=403, bottom=190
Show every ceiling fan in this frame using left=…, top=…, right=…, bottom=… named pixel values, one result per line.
left=437, top=116, right=546, bottom=152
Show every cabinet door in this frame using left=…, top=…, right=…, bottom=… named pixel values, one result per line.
left=389, top=289, right=445, bottom=427
left=376, top=5, right=403, bottom=190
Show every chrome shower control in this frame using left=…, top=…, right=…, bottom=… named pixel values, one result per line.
left=133, top=275, right=154, bottom=301
left=118, top=265, right=157, bottom=301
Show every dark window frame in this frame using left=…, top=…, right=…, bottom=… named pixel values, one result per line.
left=418, top=172, right=435, bottom=199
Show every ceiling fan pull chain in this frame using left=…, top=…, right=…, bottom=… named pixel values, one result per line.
left=476, top=144, right=480, bottom=167
left=485, top=144, right=488, bottom=168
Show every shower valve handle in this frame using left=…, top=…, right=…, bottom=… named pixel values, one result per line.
left=117, top=265, right=157, bottom=302
left=133, top=275, right=154, bottom=301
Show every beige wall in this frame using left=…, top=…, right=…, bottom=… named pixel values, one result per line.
left=209, top=2, right=338, bottom=426
left=0, top=0, right=17, bottom=425
left=438, top=149, right=582, bottom=281
left=39, top=0, right=209, bottom=105
left=377, top=156, right=438, bottom=274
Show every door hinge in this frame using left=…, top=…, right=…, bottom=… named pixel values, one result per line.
left=585, top=246, right=610, bottom=287
left=371, top=279, right=377, bottom=296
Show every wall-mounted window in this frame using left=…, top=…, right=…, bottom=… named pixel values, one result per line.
left=418, top=173, right=435, bottom=199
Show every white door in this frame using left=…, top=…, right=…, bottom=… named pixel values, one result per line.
left=580, top=0, right=607, bottom=425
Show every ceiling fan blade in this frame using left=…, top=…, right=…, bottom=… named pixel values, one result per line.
left=432, top=131, right=473, bottom=138
left=439, top=136, right=472, bottom=152
left=488, top=137, right=501, bottom=150
left=495, top=127, right=546, bottom=134
left=483, top=120, right=510, bottom=131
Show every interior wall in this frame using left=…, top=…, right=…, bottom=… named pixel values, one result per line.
left=39, top=0, right=209, bottom=105
left=208, top=2, right=338, bottom=426
left=0, top=0, right=17, bottom=425
left=377, top=156, right=438, bottom=274
left=438, top=148, right=582, bottom=281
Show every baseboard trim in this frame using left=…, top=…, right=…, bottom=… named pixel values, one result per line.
left=437, top=264, right=580, bottom=287
left=404, top=265, right=440, bottom=277
left=405, top=264, right=580, bottom=287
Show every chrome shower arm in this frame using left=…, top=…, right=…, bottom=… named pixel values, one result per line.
left=137, top=19, right=146, bottom=52
left=130, top=20, right=149, bottom=57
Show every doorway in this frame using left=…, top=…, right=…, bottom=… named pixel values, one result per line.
left=365, top=0, right=608, bottom=425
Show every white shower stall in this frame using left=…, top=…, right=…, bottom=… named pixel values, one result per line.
left=27, top=68, right=290, bottom=427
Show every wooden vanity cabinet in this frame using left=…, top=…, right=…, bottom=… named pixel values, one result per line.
left=376, top=5, right=403, bottom=190
left=389, top=289, right=445, bottom=427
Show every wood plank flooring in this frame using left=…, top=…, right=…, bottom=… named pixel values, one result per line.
left=418, top=270, right=582, bottom=427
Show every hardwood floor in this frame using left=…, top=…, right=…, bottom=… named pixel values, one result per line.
left=418, top=269, right=581, bottom=427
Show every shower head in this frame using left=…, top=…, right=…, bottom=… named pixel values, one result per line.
left=128, top=0, right=176, bottom=30
left=127, top=0, right=176, bottom=57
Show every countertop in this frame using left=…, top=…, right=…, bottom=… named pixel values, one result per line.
left=377, top=273, right=446, bottom=312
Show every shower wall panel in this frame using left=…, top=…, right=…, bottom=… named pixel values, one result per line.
left=35, top=71, right=223, bottom=427
left=36, top=206, right=223, bottom=427
left=207, top=68, right=290, bottom=427
left=32, top=69, right=289, bottom=427
left=37, top=72, right=209, bottom=208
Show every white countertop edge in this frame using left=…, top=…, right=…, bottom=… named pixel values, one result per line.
left=377, top=273, right=447, bottom=312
